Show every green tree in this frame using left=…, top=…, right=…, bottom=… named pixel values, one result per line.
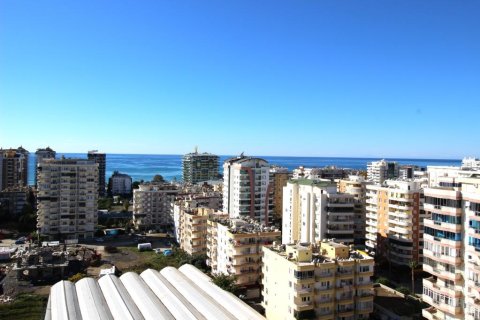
left=212, top=273, right=240, bottom=295
left=152, top=175, right=165, bottom=183
left=409, top=260, right=418, bottom=295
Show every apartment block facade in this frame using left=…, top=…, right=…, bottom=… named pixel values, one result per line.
left=262, top=241, right=374, bottom=320
left=207, top=218, right=280, bottom=296
left=182, top=150, right=219, bottom=184
left=283, top=180, right=355, bottom=245
left=132, top=183, right=178, bottom=232
left=87, top=150, right=106, bottom=197
left=36, top=158, right=98, bottom=240
left=364, top=180, right=425, bottom=266
left=35, top=147, right=56, bottom=186
left=367, top=159, right=399, bottom=185
left=223, top=156, right=273, bottom=225
left=338, top=176, right=372, bottom=245
left=422, top=168, right=480, bottom=320
left=270, top=166, right=290, bottom=221
left=108, top=171, right=132, bottom=196
left=0, top=147, right=29, bottom=190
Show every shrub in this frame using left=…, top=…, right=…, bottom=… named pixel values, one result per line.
left=68, top=273, right=87, bottom=283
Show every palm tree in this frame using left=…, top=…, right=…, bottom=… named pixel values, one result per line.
left=409, top=260, right=418, bottom=295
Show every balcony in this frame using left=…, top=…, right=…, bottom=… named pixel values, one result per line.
left=422, top=307, right=438, bottom=320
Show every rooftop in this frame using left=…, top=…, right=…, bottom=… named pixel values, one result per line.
left=44, top=264, right=264, bottom=320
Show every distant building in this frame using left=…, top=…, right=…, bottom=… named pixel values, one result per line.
left=87, top=150, right=106, bottom=197
left=37, top=158, right=98, bottom=240
left=0, top=186, right=30, bottom=217
left=262, top=241, right=374, bottom=320
left=207, top=217, right=281, bottom=297
left=35, top=147, right=56, bottom=186
left=364, top=180, right=425, bottom=266
left=269, top=166, right=290, bottom=222
left=223, top=155, right=273, bottom=225
left=292, top=166, right=348, bottom=180
left=132, top=183, right=178, bottom=232
left=338, top=176, right=372, bottom=245
left=182, top=149, right=219, bottom=184
left=108, top=171, right=132, bottom=196
left=367, top=159, right=399, bottom=184
left=0, top=147, right=29, bottom=190
left=283, top=179, right=355, bottom=245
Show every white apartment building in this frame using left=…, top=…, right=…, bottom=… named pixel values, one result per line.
left=207, top=217, right=280, bottom=297
left=108, top=171, right=132, bottom=196
left=367, top=159, right=399, bottom=185
left=36, top=158, right=98, bottom=240
left=364, top=180, right=426, bottom=266
left=338, top=176, right=372, bottom=245
left=132, top=183, right=178, bottom=232
left=223, top=156, right=272, bottom=225
left=283, top=179, right=355, bottom=245
left=422, top=166, right=480, bottom=320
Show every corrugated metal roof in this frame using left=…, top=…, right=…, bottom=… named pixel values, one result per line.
left=45, top=264, right=265, bottom=320
left=179, top=264, right=265, bottom=320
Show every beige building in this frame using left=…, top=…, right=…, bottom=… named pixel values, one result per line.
left=133, top=183, right=178, bottom=232
left=364, top=180, right=426, bottom=266
left=421, top=167, right=480, bottom=320
left=37, top=158, right=98, bottom=240
left=174, top=205, right=227, bottom=255
left=207, top=217, right=280, bottom=297
left=262, top=241, right=374, bottom=320
left=0, top=147, right=29, bottom=190
left=270, top=166, right=290, bottom=221
left=282, top=179, right=355, bottom=245
left=338, top=176, right=372, bottom=245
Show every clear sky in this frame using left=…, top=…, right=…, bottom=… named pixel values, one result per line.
left=1, top=1, right=479, bottom=158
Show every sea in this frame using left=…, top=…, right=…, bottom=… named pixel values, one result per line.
left=27, top=153, right=461, bottom=185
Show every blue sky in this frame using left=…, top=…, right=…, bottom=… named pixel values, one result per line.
left=1, top=1, right=479, bottom=158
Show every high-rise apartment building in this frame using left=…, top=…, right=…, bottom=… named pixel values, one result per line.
left=132, top=183, right=178, bottom=232
left=35, top=147, right=56, bottom=186
left=108, top=171, right=132, bottom=196
left=174, top=206, right=227, bottom=255
left=87, top=150, right=106, bottom=197
left=269, top=166, right=290, bottom=222
left=182, top=149, right=219, bottom=184
left=262, top=241, right=374, bottom=320
left=364, top=180, right=426, bottom=266
left=36, top=158, right=98, bottom=240
left=0, top=147, right=29, bottom=190
left=421, top=167, right=480, bottom=320
left=282, top=180, right=355, bottom=245
left=338, top=176, right=372, bottom=245
left=367, top=159, right=399, bottom=185
left=223, top=155, right=273, bottom=225
left=207, top=217, right=280, bottom=297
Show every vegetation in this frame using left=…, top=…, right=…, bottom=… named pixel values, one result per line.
left=98, top=198, right=113, bottom=210
left=396, top=286, right=411, bottom=295
left=211, top=274, right=240, bottom=295
left=132, top=180, right=143, bottom=190
left=152, top=175, right=165, bottom=183
left=0, top=293, right=48, bottom=320
left=375, top=276, right=395, bottom=288
left=68, top=272, right=87, bottom=283
left=120, top=247, right=210, bottom=273
left=409, top=260, right=419, bottom=294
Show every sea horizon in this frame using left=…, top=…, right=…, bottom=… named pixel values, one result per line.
left=27, top=153, right=463, bottom=185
